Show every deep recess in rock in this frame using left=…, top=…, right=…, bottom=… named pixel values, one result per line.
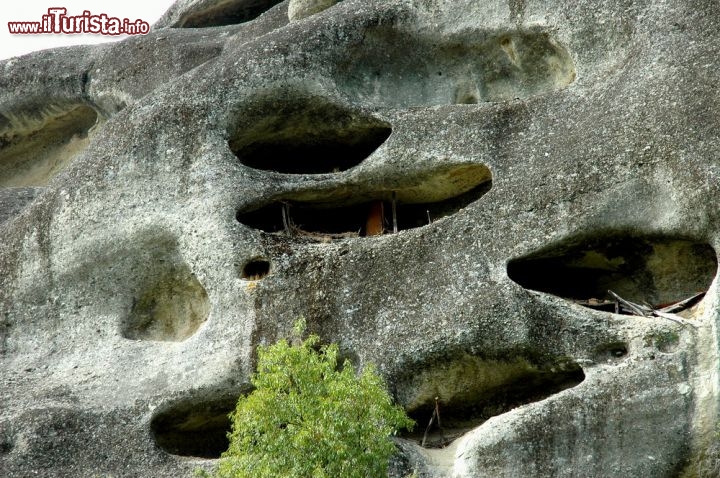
left=0, top=105, right=97, bottom=187
left=121, top=264, right=210, bottom=342
left=594, top=341, right=629, bottom=362
left=396, top=354, right=585, bottom=448
left=236, top=178, right=492, bottom=238
left=178, top=0, right=284, bottom=28
left=229, top=96, right=392, bottom=174
left=507, top=235, right=718, bottom=308
left=336, top=27, right=576, bottom=107
left=242, top=258, right=271, bottom=280
left=0, top=429, right=13, bottom=455
left=151, top=396, right=237, bottom=458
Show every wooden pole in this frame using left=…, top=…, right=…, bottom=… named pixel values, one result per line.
left=392, top=191, right=398, bottom=234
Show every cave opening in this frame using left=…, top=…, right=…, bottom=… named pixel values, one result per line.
left=229, top=95, right=392, bottom=174
left=507, top=235, right=717, bottom=311
left=232, top=124, right=392, bottom=174
left=594, top=342, right=629, bottom=361
left=242, top=259, right=271, bottom=280
left=151, top=397, right=236, bottom=459
left=397, top=355, right=585, bottom=448
left=236, top=179, right=492, bottom=240
left=179, top=0, right=284, bottom=28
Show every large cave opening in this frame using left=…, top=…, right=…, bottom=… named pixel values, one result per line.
left=230, top=97, right=392, bottom=174
left=396, top=354, right=585, bottom=448
left=151, top=396, right=236, bottom=458
left=179, top=0, right=284, bottom=28
left=507, top=235, right=717, bottom=310
left=236, top=173, right=492, bottom=240
left=233, top=124, right=392, bottom=174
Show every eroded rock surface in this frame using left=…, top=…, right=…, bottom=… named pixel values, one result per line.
left=2, top=0, right=720, bottom=477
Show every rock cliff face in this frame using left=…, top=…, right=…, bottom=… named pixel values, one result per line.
left=2, top=0, right=720, bottom=476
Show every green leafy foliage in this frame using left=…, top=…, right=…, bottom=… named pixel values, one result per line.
left=210, top=319, right=414, bottom=478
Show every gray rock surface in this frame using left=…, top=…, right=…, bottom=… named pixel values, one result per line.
left=2, top=0, right=720, bottom=476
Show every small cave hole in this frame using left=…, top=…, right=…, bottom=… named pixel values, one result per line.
left=507, top=235, right=717, bottom=313
left=151, top=396, right=236, bottom=458
left=0, top=440, right=12, bottom=454
left=242, top=259, right=271, bottom=280
left=594, top=342, right=629, bottom=362
left=179, top=0, right=284, bottom=28
left=396, top=355, right=585, bottom=448
left=0, top=429, right=14, bottom=455
left=457, top=94, right=479, bottom=105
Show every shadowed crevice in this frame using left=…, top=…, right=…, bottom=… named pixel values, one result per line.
left=236, top=170, right=492, bottom=240
left=179, top=0, right=284, bottom=28
left=241, top=258, right=271, bottom=280
left=151, top=396, right=237, bottom=458
left=230, top=96, right=392, bottom=174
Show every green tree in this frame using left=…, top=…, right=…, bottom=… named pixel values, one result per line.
left=210, top=319, right=414, bottom=478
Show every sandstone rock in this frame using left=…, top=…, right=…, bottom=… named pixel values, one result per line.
left=288, top=0, right=338, bottom=21
left=2, top=0, right=720, bottom=477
